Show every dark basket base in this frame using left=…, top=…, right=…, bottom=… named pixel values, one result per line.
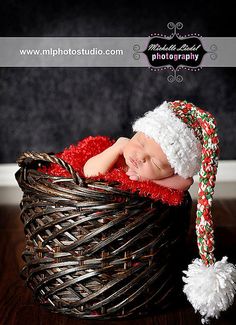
left=35, top=263, right=188, bottom=320
left=16, top=157, right=192, bottom=320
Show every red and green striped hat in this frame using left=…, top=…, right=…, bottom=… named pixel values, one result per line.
left=133, top=99, right=220, bottom=266
left=169, top=100, right=220, bottom=266
left=133, top=100, right=236, bottom=323
left=133, top=100, right=236, bottom=324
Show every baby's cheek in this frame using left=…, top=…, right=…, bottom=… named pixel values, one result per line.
left=162, top=167, right=175, bottom=178
left=140, top=165, right=159, bottom=179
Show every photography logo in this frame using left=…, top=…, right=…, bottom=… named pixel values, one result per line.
left=133, top=22, right=217, bottom=82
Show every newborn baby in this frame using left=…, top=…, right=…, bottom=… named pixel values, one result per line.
left=84, top=100, right=233, bottom=324
left=83, top=131, right=193, bottom=191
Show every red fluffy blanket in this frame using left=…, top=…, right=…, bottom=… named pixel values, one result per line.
left=38, top=136, right=184, bottom=206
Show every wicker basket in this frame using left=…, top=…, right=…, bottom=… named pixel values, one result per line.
left=15, top=151, right=192, bottom=319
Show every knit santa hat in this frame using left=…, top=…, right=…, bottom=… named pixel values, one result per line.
left=132, top=100, right=236, bottom=323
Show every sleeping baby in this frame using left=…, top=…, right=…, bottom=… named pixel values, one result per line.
left=83, top=117, right=194, bottom=192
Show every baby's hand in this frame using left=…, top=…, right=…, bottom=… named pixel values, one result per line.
left=126, top=167, right=193, bottom=191
left=152, top=174, right=194, bottom=191
left=114, top=137, right=130, bottom=155
left=84, top=137, right=129, bottom=177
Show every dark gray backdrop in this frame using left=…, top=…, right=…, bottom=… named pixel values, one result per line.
left=0, top=0, right=235, bottom=163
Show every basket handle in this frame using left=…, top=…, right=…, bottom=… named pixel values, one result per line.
left=16, top=151, right=84, bottom=186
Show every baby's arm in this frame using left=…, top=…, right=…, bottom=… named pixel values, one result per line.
left=152, top=174, right=193, bottom=191
left=126, top=168, right=193, bottom=191
left=83, top=137, right=129, bottom=177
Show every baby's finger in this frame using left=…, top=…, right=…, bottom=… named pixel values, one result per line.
left=129, top=175, right=139, bottom=181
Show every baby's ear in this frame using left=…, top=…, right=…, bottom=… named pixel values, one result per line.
left=188, top=177, right=194, bottom=185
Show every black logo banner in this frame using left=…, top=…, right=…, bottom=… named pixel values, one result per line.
left=143, top=34, right=207, bottom=69
left=134, top=22, right=212, bottom=82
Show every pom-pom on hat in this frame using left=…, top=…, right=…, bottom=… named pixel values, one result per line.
left=132, top=100, right=236, bottom=323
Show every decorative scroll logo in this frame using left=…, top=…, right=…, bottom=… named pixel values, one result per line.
left=133, top=22, right=217, bottom=82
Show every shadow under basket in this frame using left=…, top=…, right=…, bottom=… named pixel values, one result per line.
left=15, top=152, right=192, bottom=320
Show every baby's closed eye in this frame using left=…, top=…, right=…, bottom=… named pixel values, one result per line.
left=151, top=158, right=161, bottom=169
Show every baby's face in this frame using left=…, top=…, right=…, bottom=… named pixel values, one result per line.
left=123, top=132, right=174, bottom=180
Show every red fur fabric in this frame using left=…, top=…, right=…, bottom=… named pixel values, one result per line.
left=38, top=135, right=184, bottom=206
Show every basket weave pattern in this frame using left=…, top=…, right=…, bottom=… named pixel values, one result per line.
left=15, top=152, right=192, bottom=319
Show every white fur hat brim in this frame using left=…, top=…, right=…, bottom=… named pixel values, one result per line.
left=132, top=101, right=202, bottom=179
